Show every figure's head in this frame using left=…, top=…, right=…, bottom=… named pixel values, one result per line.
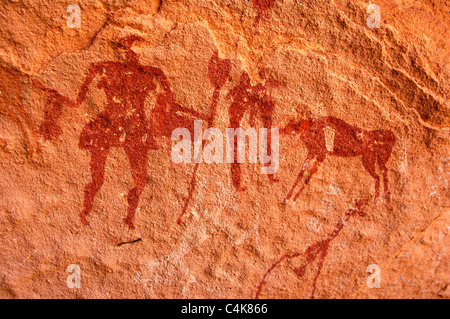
left=118, top=35, right=144, bottom=50
left=208, top=50, right=231, bottom=88
left=116, top=35, right=145, bottom=63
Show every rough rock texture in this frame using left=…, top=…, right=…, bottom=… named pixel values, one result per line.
left=0, top=0, right=448, bottom=298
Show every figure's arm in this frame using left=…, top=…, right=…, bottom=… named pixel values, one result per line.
left=32, top=79, right=76, bottom=107
left=33, top=62, right=102, bottom=108
left=147, top=66, right=208, bottom=121
left=32, top=63, right=101, bottom=141
left=147, top=66, right=175, bottom=106
left=76, top=62, right=103, bottom=106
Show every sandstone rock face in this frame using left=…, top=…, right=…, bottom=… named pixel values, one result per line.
left=0, top=0, right=448, bottom=299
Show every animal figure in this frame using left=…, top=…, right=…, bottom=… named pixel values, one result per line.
left=281, top=116, right=395, bottom=202
left=256, top=199, right=368, bottom=299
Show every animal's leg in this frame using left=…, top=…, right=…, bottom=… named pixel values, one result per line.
left=377, top=134, right=395, bottom=201
left=80, top=148, right=109, bottom=226
left=123, top=143, right=149, bottom=229
left=310, top=249, right=328, bottom=299
left=253, top=12, right=262, bottom=27
left=374, top=130, right=395, bottom=200
left=292, top=155, right=325, bottom=202
left=362, top=151, right=380, bottom=202
left=285, top=155, right=313, bottom=201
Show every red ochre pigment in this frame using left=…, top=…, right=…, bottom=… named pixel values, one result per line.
left=256, top=199, right=368, bottom=299
left=282, top=116, right=396, bottom=202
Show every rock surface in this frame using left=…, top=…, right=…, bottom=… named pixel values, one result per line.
left=0, top=0, right=448, bottom=298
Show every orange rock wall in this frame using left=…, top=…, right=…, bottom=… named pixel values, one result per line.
left=0, top=0, right=448, bottom=298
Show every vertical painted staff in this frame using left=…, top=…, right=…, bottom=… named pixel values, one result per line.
left=177, top=50, right=231, bottom=224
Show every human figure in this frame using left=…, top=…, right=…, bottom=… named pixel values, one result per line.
left=227, top=70, right=279, bottom=191
left=37, top=35, right=196, bottom=229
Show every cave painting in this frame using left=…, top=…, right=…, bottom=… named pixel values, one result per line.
left=251, top=0, right=277, bottom=26
left=281, top=116, right=396, bottom=202
left=0, top=65, right=40, bottom=158
left=177, top=50, right=231, bottom=224
left=255, top=199, right=368, bottom=299
left=227, top=70, right=280, bottom=191
left=32, top=33, right=396, bottom=231
left=34, top=35, right=205, bottom=229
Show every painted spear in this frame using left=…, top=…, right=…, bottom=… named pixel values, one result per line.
left=177, top=50, right=231, bottom=224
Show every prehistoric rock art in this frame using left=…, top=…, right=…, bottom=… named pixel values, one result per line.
left=32, top=79, right=77, bottom=141
left=227, top=70, right=280, bottom=191
left=34, top=35, right=201, bottom=230
left=1, top=0, right=448, bottom=300
left=256, top=199, right=369, bottom=299
left=178, top=50, right=231, bottom=224
left=281, top=116, right=396, bottom=202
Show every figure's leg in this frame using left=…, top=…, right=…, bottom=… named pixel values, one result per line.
left=123, top=143, right=149, bottom=229
left=293, top=263, right=307, bottom=278
left=255, top=251, right=301, bottom=299
left=285, top=155, right=313, bottom=201
left=80, top=147, right=109, bottom=225
left=362, top=151, right=380, bottom=202
left=292, top=155, right=325, bottom=202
